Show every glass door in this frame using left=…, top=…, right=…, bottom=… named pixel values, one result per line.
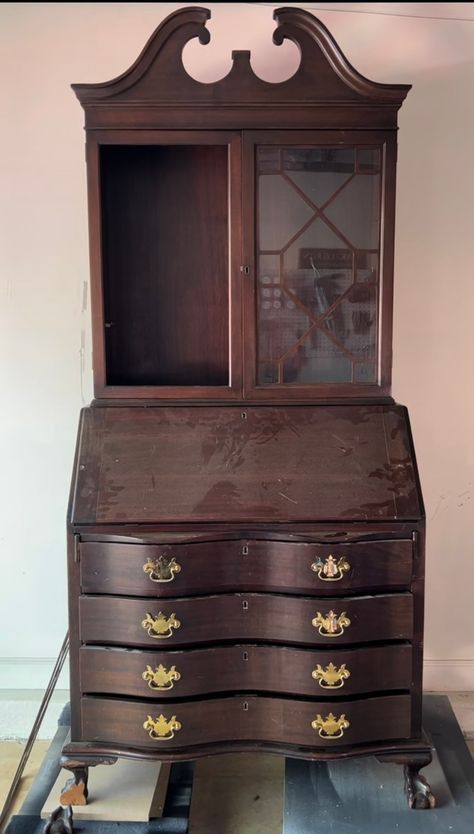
left=242, top=131, right=395, bottom=398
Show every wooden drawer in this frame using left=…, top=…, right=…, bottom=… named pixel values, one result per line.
left=81, top=693, right=412, bottom=749
left=80, top=643, right=412, bottom=699
left=79, top=592, right=413, bottom=648
left=80, top=538, right=413, bottom=597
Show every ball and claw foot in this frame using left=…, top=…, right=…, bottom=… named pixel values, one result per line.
left=43, top=805, right=73, bottom=834
left=404, top=764, right=436, bottom=809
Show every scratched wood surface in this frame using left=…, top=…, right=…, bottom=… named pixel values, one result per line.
left=71, top=405, right=422, bottom=525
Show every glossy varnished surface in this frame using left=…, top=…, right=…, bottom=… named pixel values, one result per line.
left=80, top=538, right=413, bottom=597
left=80, top=643, right=413, bottom=699
left=81, top=694, right=412, bottom=750
left=71, top=405, right=422, bottom=524
left=79, top=592, right=413, bottom=648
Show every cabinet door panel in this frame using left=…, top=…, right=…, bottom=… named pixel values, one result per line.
left=242, top=131, right=396, bottom=399
left=89, top=130, right=243, bottom=399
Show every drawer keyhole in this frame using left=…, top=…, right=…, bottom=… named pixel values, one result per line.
left=242, top=600, right=249, bottom=611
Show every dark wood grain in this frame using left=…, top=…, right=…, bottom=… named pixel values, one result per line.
left=80, top=538, right=412, bottom=597
left=81, top=693, right=412, bottom=750
left=79, top=592, right=413, bottom=648
left=80, top=643, right=412, bottom=699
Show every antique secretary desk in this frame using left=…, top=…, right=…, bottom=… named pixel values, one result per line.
left=60, top=6, right=435, bottom=812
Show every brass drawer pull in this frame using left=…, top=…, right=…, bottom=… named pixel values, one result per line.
left=311, top=554, right=350, bottom=581
left=312, top=610, right=351, bottom=638
left=312, top=712, right=350, bottom=739
left=143, top=714, right=182, bottom=740
left=312, top=662, right=351, bottom=688
left=142, top=611, right=181, bottom=639
left=143, top=555, right=181, bottom=583
left=142, top=664, right=181, bottom=690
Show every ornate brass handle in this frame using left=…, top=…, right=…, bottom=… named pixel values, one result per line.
left=312, top=662, right=351, bottom=689
left=311, top=554, right=350, bottom=581
left=142, top=664, right=181, bottom=690
left=143, top=555, right=181, bottom=583
left=141, top=611, right=181, bottom=639
left=311, top=712, right=350, bottom=739
left=312, top=610, right=351, bottom=638
left=143, top=714, right=182, bottom=740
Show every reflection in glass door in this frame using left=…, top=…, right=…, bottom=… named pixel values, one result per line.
left=256, top=146, right=381, bottom=386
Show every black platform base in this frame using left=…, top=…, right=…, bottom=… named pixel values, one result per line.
left=284, top=695, right=474, bottom=833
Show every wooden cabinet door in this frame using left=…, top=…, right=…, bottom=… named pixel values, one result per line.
left=88, top=130, right=243, bottom=400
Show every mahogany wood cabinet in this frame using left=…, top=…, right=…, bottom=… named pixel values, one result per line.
left=61, top=6, right=435, bottom=812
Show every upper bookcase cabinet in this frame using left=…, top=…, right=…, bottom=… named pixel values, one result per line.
left=73, top=6, right=410, bottom=401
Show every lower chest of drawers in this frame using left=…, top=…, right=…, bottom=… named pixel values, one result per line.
left=73, top=534, right=418, bottom=751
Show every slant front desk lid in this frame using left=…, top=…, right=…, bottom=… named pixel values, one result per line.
left=71, top=406, right=422, bottom=525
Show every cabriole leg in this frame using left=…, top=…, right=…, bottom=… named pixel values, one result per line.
left=404, top=760, right=436, bottom=809
left=376, top=750, right=435, bottom=810
left=59, top=756, right=117, bottom=806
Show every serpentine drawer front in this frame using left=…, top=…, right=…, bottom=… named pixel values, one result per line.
left=81, top=694, right=412, bottom=750
left=80, top=644, right=413, bottom=698
left=79, top=593, right=414, bottom=648
left=80, top=539, right=413, bottom=597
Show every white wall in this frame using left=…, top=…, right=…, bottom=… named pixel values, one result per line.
left=1, top=2, right=473, bottom=690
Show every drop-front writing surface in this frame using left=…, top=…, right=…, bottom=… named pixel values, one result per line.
left=71, top=405, right=421, bottom=525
